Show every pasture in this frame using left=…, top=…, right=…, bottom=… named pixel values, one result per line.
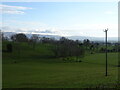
left=2, top=42, right=119, bottom=88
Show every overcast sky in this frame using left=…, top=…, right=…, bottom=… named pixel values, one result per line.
left=0, top=2, right=118, bottom=37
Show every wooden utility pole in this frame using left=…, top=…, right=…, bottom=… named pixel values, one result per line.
left=104, top=28, right=108, bottom=76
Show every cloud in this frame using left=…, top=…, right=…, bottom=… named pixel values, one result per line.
left=105, top=11, right=115, bottom=15
left=0, top=22, right=117, bottom=37
left=0, top=4, right=32, bottom=14
left=0, top=26, right=68, bottom=36
left=60, top=23, right=118, bottom=37
left=1, top=20, right=69, bottom=36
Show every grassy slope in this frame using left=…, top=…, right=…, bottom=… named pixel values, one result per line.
left=2, top=42, right=118, bottom=88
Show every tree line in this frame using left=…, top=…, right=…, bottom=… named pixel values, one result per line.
left=2, top=33, right=120, bottom=57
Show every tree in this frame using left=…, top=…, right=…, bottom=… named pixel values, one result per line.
left=52, top=37, right=85, bottom=62
left=1, top=32, right=9, bottom=41
left=94, top=43, right=99, bottom=52
left=11, top=33, right=28, bottom=42
left=83, top=39, right=90, bottom=50
left=7, top=44, right=13, bottom=52
left=75, top=46, right=85, bottom=62
left=0, top=30, right=2, bottom=41
left=29, top=34, right=39, bottom=49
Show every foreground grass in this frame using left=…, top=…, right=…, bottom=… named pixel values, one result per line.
left=2, top=53, right=118, bottom=88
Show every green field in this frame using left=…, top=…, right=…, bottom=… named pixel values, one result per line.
left=2, top=42, right=119, bottom=88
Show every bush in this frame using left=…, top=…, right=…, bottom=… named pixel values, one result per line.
left=7, top=44, right=13, bottom=52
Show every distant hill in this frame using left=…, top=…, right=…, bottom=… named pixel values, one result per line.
left=3, top=32, right=61, bottom=40
left=3, top=32, right=118, bottom=42
left=67, top=36, right=118, bottom=42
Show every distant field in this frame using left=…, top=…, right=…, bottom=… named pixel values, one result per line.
left=2, top=52, right=118, bottom=88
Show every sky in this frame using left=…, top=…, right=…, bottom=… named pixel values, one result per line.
left=0, top=2, right=118, bottom=37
